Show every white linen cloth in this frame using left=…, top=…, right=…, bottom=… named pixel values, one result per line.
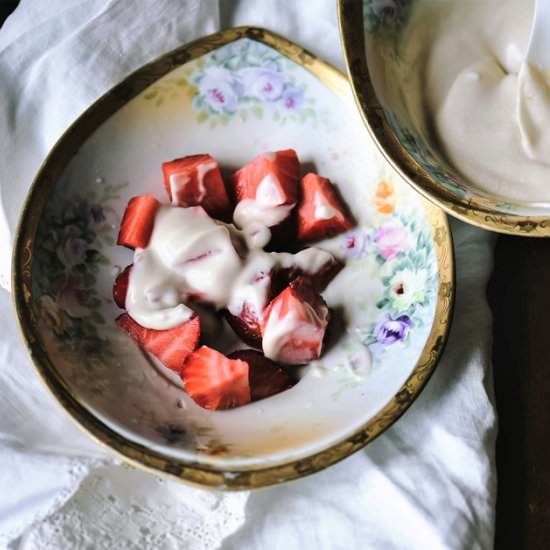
left=0, top=1, right=498, bottom=549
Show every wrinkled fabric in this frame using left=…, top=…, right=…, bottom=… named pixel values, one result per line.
left=0, top=1, right=497, bottom=549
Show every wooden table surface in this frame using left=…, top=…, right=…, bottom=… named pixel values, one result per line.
left=488, top=236, right=550, bottom=549
left=1, top=4, right=548, bottom=549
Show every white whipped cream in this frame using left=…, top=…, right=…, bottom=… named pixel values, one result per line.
left=126, top=206, right=241, bottom=329
left=125, top=205, right=338, bottom=335
left=402, top=0, right=550, bottom=202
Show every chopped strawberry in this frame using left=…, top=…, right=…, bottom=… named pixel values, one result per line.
left=162, top=154, right=231, bottom=219
left=231, top=150, right=300, bottom=235
left=232, top=149, right=299, bottom=203
left=117, top=194, right=160, bottom=249
left=224, top=304, right=263, bottom=348
left=224, top=261, right=277, bottom=347
left=297, top=173, right=354, bottom=242
left=275, top=250, right=344, bottom=293
left=113, top=264, right=132, bottom=309
left=116, top=313, right=200, bottom=372
left=261, top=277, right=330, bottom=365
left=229, top=349, right=294, bottom=401
left=181, top=346, right=251, bottom=410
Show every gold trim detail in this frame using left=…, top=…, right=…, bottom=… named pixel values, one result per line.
left=12, top=26, right=454, bottom=489
left=338, top=0, right=550, bottom=236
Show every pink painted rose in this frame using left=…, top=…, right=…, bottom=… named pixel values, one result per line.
left=374, top=221, right=412, bottom=260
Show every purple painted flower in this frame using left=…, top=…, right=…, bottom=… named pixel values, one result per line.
left=239, top=64, right=285, bottom=102
left=375, top=313, right=411, bottom=345
left=198, top=67, right=241, bottom=114
left=341, top=229, right=369, bottom=258
left=374, top=221, right=412, bottom=260
left=90, top=204, right=106, bottom=225
left=281, top=85, right=304, bottom=110
left=57, top=235, right=87, bottom=268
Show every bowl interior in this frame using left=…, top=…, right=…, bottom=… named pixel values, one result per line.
left=15, top=29, right=452, bottom=484
left=342, top=0, right=550, bottom=234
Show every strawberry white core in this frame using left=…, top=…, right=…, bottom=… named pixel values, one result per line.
left=169, top=160, right=217, bottom=204
left=233, top=173, right=295, bottom=230
left=313, top=191, right=339, bottom=220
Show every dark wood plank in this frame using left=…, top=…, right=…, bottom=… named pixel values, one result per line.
left=0, top=1, right=18, bottom=27
left=488, top=236, right=550, bottom=549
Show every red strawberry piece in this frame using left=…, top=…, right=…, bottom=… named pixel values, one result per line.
left=261, top=277, right=330, bottom=365
left=297, top=173, right=354, bottom=242
left=162, top=154, right=231, bottom=219
left=181, top=346, right=251, bottom=410
left=233, top=149, right=299, bottom=204
left=229, top=349, right=294, bottom=401
left=116, top=313, right=200, bottom=373
left=275, top=251, right=344, bottom=293
left=231, top=150, right=300, bottom=234
left=224, top=304, right=263, bottom=349
left=113, top=264, right=132, bottom=309
left=224, top=263, right=278, bottom=347
left=117, top=194, right=160, bottom=249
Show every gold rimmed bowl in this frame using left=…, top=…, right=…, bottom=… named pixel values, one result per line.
left=13, top=27, right=454, bottom=489
left=339, top=0, right=550, bottom=236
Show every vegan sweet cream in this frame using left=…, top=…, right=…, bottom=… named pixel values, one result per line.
left=401, top=0, right=550, bottom=202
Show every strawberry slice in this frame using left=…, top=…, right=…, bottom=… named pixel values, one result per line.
left=229, top=349, right=294, bottom=401
left=224, top=303, right=263, bottom=349
left=275, top=250, right=344, bottom=293
left=261, top=277, right=330, bottom=365
left=224, top=264, right=277, bottom=348
left=113, top=264, right=132, bottom=309
left=162, top=154, right=231, bottom=219
left=116, top=313, right=200, bottom=372
left=297, top=173, right=354, bottom=242
left=181, top=346, right=251, bottom=410
left=231, top=150, right=300, bottom=235
left=232, top=149, right=299, bottom=203
left=117, top=194, right=160, bottom=249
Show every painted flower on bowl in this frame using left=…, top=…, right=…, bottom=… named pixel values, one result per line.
left=375, top=313, right=411, bottom=345
left=341, top=228, right=370, bottom=259
left=364, top=0, right=410, bottom=32
left=374, top=180, right=396, bottom=214
left=389, top=268, right=428, bottom=311
left=197, top=67, right=241, bottom=114
left=90, top=203, right=106, bottom=225
left=239, top=63, right=285, bottom=102
left=281, top=85, right=304, bottom=110
left=56, top=273, right=90, bottom=318
left=37, top=295, right=70, bottom=336
left=56, top=230, right=88, bottom=268
left=374, top=220, right=412, bottom=261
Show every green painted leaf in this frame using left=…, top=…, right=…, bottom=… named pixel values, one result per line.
left=196, top=111, right=208, bottom=124
left=251, top=105, right=263, bottom=119
left=91, top=311, right=105, bottom=325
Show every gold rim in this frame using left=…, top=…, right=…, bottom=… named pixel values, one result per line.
left=12, top=26, right=454, bottom=489
left=338, top=0, right=550, bottom=236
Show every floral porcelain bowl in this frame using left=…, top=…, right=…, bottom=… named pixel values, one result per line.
left=13, top=27, right=454, bottom=489
left=339, top=0, right=550, bottom=236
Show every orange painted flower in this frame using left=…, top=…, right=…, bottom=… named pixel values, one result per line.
left=375, top=180, right=396, bottom=214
